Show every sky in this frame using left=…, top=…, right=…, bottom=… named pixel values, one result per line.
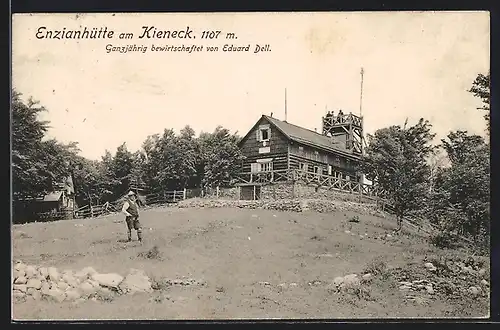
left=12, top=12, right=490, bottom=160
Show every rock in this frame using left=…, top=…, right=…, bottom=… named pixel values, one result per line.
left=31, top=290, right=42, bottom=300
left=26, top=278, right=42, bottom=290
left=57, top=281, right=69, bottom=291
left=478, top=268, right=486, bottom=276
left=424, top=263, right=437, bottom=271
left=399, top=285, right=413, bottom=291
left=13, top=269, right=25, bottom=281
left=39, top=267, right=49, bottom=279
left=333, top=277, right=344, bottom=286
left=62, top=273, right=79, bottom=287
left=13, top=284, right=27, bottom=293
left=14, top=276, right=27, bottom=285
left=65, top=290, right=82, bottom=301
left=91, top=273, right=124, bottom=288
left=386, top=234, right=392, bottom=238
left=48, top=267, right=60, bottom=281
left=79, top=281, right=97, bottom=296
left=481, top=279, right=489, bottom=286
left=13, top=290, right=26, bottom=299
left=462, top=266, right=477, bottom=275
left=82, top=266, right=97, bottom=277
left=468, top=286, right=481, bottom=296
left=344, top=230, right=351, bottom=234
left=14, top=262, right=26, bottom=272
left=24, top=265, right=37, bottom=279
left=88, top=279, right=100, bottom=288
left=425, top=285, right=434, bottom=294
left=362, top=273, right=373, bottom=281
left=119, top=269, right=153, bottom=294
left=342, top=274, right=361, bottom=288
left=41, top=282, right=51, bottom=295
left=44, top=288, right=66, bottom=302
left=74, top=271, right=89, bottom=281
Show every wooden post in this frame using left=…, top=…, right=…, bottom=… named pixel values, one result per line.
left=183, top=188, right=187, bottom=200
left=216, top=186, right=220, bottom=198
left=253, top=185, right=256, bottom=200
left=173, top=190, right=177, bottom=202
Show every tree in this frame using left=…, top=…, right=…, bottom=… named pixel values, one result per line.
left=111, top=143, right=135, bottom=198
left=197, top=126, right=244, bottom=189
left=364, top=118, right=436, bottom=230
left=176, top=126, right=199, bottom=188
left=11, top=90, right=79, bottom=200
left=469, top=71, right=490, bottom=133
left=431, top=131, right=490, bottom=243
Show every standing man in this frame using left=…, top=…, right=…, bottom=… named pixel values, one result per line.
left=122, top=191, right=143, bottom=243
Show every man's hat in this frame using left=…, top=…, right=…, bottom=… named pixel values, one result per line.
left=127, top=191, right=136, bottom=196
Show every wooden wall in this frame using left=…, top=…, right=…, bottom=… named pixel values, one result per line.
left=239, top=117, right=289, bottom=172
left=289, top=142, right=360, bottom=179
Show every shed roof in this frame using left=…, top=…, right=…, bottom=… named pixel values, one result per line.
left=42, top=191, right=63, bottom=202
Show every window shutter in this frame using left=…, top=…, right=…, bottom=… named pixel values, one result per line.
left=268, top=128, right=271, bottom=140
left=256, top=129, right=260, bottom=141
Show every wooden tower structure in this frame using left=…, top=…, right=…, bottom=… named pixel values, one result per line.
left=321, top=111, right=364, bottom=156
left=321, top=68, right=366, bottom=157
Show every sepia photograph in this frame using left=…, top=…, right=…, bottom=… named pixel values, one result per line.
left=11, top=12, right=490, bottom=320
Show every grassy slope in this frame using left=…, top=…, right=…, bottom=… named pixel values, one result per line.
left=12, top=206, right=489, bottom=320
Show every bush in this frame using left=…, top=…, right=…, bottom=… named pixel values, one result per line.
left=363, top=256, right=387, bottom=275
left=429, top=231, right=463, bottom=249
left=138, top=245, right=163, bottom=260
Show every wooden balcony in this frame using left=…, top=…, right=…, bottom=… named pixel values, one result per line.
left=234, top=168, right=384, bottom=197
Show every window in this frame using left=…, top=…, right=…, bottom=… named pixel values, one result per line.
left=299, top=163, right=307, bottom=172
left=251, top=163, right=259, bottom=173
left=298, top=146, right=304, bottom=154
left=260, top=128, right=269, bottom=141
left=261, top=162, right=273, bottom=172
left=254, top=159, right=273, bottom=172
left=334, top=156, right=340, bottom=165
left=313, top=166, right=319, bottom=174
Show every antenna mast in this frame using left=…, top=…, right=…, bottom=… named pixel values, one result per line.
left=359, top=67, right=364, bottom=117
left=284, top=88, right=288, bottom=122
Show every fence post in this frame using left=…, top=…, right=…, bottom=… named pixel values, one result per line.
left=216, top=186, right=220, bottom=198
left=183, top=188, right=187, bottom=200
left=173, top=190, right=177, bottom=202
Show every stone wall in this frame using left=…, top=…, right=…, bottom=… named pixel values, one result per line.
left=261, top=182, right=295, bottom=200
left=177, top=197, right=385, bottom=218
left=203, top=187, right=239, bottom=200
left=196, top=181, right=377, bottom=205
left=293, top=183, right=377, bottom=204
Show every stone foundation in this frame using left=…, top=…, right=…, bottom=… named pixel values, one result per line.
left=198, top=181, right=378, bottom=205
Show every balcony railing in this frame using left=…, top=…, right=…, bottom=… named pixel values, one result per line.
left=234, top=168, right=383, bottom=197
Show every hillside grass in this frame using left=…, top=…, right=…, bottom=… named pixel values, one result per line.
left=12, top=205, right=489, bottom=320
